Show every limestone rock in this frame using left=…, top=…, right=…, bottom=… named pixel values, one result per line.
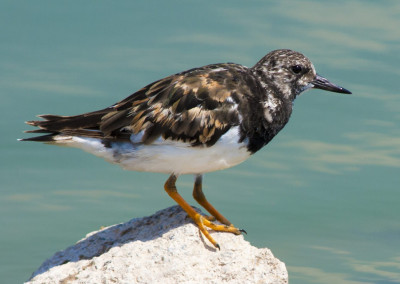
left=27, top=206, right=288, bottom=284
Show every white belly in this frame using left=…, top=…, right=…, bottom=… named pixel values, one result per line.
left=56, top=126, right=251, bottom=175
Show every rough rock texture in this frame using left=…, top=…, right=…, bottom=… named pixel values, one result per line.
left=27, top=206, right=288, bottom=284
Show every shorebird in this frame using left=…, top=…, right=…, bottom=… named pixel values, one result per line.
left=21, top=49, right=351, bottom=249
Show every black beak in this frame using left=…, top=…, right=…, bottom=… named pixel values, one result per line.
left=312, top=74, right=352, bottom=94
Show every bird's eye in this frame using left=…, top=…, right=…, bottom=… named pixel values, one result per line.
left=291, top=65, right=303, bottom=74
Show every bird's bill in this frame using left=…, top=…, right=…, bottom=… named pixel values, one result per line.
left=312, top=74, right=352, bottom=94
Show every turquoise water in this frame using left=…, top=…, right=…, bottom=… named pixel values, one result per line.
left=1, top=1, right=399, bottom=283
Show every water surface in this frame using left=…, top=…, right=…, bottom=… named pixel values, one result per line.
left=1, top=1, right=399, bottom=283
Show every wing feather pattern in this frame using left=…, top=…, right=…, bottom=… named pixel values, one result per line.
left=22, top=64, right=252, bottom=147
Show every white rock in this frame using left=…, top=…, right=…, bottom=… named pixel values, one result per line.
left=27, top=206, right=288, bottom=284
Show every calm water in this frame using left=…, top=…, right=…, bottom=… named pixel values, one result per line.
left=1, top=1, right=399, bottom=283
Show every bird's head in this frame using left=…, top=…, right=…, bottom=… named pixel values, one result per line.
left=252, top=49, right=351, bottom=100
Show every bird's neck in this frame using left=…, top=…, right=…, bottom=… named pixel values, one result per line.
left=238, top=82, right=293, bottom=154
left=251, top=67, right=297, bottom=102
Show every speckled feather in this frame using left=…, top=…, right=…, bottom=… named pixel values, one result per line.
left=26, top=64, right=254, bottom=147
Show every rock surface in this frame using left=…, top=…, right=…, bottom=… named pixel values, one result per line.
left=27, top=206, right=288, bottom=284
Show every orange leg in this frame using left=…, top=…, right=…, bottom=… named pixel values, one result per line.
left=164, top=174, right=242, bottom=249
left=192, top=175, right=232, bottom=226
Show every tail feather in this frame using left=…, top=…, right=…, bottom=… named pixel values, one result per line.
left=24, top=129, right=52, bottom=134
left=19, top=134, right=58, bottom=142
left=26, top=109, right=108, bottom=132
left=21, top=108, right=113, bottom=142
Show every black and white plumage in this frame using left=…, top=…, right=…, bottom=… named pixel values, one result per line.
left=21, top=49, right=351, bottom=249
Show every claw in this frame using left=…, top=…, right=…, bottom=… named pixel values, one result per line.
left=239, top=229, right=247, bottom=235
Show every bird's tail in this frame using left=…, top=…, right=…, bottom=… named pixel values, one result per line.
left=20, top=109, right=109, bottom=142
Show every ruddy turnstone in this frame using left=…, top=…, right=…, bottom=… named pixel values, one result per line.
left=21, top=49, right=351, bottom=249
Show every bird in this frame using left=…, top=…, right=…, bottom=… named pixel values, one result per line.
left=21, top=49, right=351, bottom=249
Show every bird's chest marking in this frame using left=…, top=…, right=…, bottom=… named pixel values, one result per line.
left=263, top=94, right=282, bottom=123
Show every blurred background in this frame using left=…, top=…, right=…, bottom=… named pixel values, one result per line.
left=1, top=1, right=399, bottom=283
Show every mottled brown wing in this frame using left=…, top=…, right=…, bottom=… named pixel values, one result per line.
left=100, top=64, right=246, bottom=146
left=23, top=64, right=252, bottom=146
